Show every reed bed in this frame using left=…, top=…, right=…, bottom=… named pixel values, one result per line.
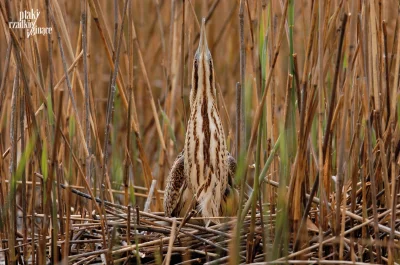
left=0, top=0, right=399, bottom=264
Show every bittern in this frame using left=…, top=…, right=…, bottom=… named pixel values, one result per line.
left=164, top=18, right=238, bottom=225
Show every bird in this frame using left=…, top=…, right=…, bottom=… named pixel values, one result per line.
left=164, top=18, right=238, bottom=226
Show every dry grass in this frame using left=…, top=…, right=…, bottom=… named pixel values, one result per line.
left=0, top=0, right=399, bottom=264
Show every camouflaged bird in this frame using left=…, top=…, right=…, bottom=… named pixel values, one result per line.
left=164, top=19, right=239, bottom=226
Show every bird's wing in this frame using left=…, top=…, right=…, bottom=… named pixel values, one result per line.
left=227, top=153, right=253, bottom=195
left=227, top=152, right=237, bottom=187
left=164, top=151, right=186, bottom=217
left=221, top=153, right=239, bottom=216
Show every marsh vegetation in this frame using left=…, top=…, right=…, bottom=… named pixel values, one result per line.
left=0, top=0, right=399, bottom=264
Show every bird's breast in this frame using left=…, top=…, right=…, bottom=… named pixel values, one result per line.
left=184, top=102, right=228, bottom=194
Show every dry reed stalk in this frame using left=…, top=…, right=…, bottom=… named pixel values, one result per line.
left=0, top=40, right=12, bottom=117
left=81, top=0, right=93, bottom=211
left=168, top=0, right=180, bottom=134
left=8, top=62, right=18, bottom=265
left=231, top=1, right=246, bottom=263
left=164, top=218, right=176, bottom=265
left=180, top=0, right=187, bottom=125
left=330, top=14, right=348, bottom=258
left=124, top=88, right=132, bottom=206
left=211, top=3, right=237, bottom=49
left=217, top=83, right=233, bottom=146
left=316, top=0, right=327, bottom=260
left=239, top=0, right=246, bottom=151
left=235, top=82, right=241, bottom=161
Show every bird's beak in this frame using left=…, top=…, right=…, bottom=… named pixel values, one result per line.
left=197, top=18, right=210, bottom=58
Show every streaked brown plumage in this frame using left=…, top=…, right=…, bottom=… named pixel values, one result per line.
left=164, top=18, right=238, bottom=225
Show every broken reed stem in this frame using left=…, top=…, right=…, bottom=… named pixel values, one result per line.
left=144, top=179, right=157, bottom=213
left=164, top=219, right=176, bottom=265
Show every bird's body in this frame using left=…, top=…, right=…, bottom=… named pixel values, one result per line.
left=164, top=19, right=238, bottom=225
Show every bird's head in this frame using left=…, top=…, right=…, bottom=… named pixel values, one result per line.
left=190, top=18, right=216, bottom=108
